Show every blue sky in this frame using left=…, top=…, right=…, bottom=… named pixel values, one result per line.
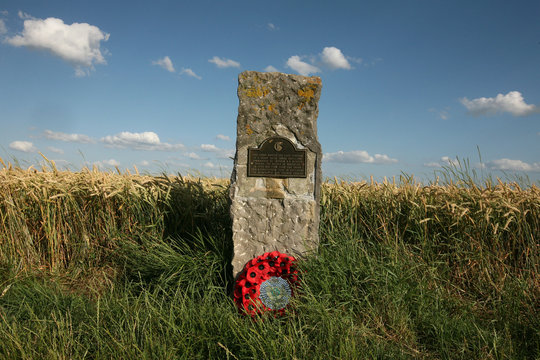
left=1, top=0, right=539, bottom=183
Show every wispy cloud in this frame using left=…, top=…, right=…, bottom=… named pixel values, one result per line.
left=9, top=140, right=37, bottom=153
left=423, top=156, right=540, bottom=172
left=216, top=134, right=231, bottom=141
left=428, top=107, right=450, bottom=120
left=0, top=19, right=7, bottom=35
left=323, top=150, right=397, bottom=164
left=487, top=158, right=540, bottom=172
left=94, top=159, right=120, bottom=168
left=44, top=129, right=93, bottom=143
left=17, top=11, right=32, bottom=20
left=423, top=161, right=442, bottom=168
left=201, top=144, right=219, bottom=152
left=47, top=146, right=64, bottom=154
left=423, top=156, right=460, bottom=168
left=264, top=65, right=279, bottom=72
left=267, top=23, right=278, bottom=31
left=208, top=56, right=240, bottom=68
left=5, top=14, right=109, bottom=76
left=101, top=131, right=184, bottom=151
left=200, top=143, right=234, bottom=159
left=460, top=91, right=538, bottom=117
left=186, top=152, right=202, bottom=160
left=180, top=68, right=202, bottom=79
left=152, top=56, right=175, bottom=73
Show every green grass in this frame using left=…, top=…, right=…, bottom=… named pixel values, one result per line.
left=0, top=163, right=538, bottom=359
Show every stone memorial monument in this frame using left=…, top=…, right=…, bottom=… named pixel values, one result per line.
left=230, top=71, right=322, bottom=278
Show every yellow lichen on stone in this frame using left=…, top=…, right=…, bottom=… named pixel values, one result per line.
left=298, top=87, right=315, bottom=100
left=267, top=103, right=278, bottom=114
left=244, top=86, right=270, bottom=98
left=297, top=85, right=317, bottom=110
left=252, top=102, right=278, bottom=114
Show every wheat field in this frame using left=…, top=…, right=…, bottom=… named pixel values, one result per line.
left=0, top=158, right=538, bottom=359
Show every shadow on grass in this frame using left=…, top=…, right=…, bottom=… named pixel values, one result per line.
left=116, top=174, right=235, bottom=294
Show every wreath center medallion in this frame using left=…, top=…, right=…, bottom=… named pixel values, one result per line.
left=234, top=251, right=298, bottom=316
left=259, top=277, right=291, bottom=310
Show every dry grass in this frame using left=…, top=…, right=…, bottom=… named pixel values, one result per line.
left=0, top=158, right=538, bottom=359
left=321, top=177, right=539, bottom=295
left=0, top=158, right=229, bottom=284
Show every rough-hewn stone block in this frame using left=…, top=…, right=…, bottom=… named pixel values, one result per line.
left=230, top=71, right=322, bottom=278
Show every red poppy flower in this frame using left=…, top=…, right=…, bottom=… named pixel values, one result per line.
left=234, top=251, right=299, bottom=316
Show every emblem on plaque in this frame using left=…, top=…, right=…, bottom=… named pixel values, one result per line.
left=247, top=137, right=307, bottom=178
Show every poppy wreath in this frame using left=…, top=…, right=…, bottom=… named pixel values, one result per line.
left=234, top=251, right=299, bottom=316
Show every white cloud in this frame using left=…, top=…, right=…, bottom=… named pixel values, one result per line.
left=17, top=11, right=32, bottom=20
left=219, top=149, right=235, bottom=159
left=373, top=154, right=398, bottom=164
left=74, top=67, right=87, bottom=77
left=428, top=108, right=450, bottom=120
left=286, top=55, right=320, bottom=76
left=6, top=15, right=109, bottom=76
left=203, top=161, right=216, bottom=168
left=460, top=91, right=538, bottom=117
left=475, top=162, right=487, bottom=170
left=323, top=150, right=398, bottom=164
left=424, top=156, right=460, bottom=168
left=423, top=162, right=442, bottom=168
left=216, top=134, right=231, bottom=141
left=320, top=46, right=351, bottom=70
left=200, top=144, right=234, bottom=159
left=186, top=152, right=201, bottom=160
left=487, top=158, right=540, bottom=172
left=264, top=65, right=279, bottom=72
left=47, top=146, right=64, bottom=154
left=152, top=56, right=175, bottom=73
left=9, top=140, right=37, bottom=152
left=208, top=56, right=240, bottom=68
left=44, top=129, right=93, bottom=143
left=347, top=56, right=363, bottom=65
left=140, top=160, right=150, bottom=166
left=94, top=159, right=120, bottom=168
left=201, top=144, right=219, bottom=152
left=286, top=46, right=356, bottom=76
left=441, top=156, right=460, bottom=167
left=267, top=23, right=278, bottom=31
left=104, top=159, right=120, bottom=166
left=0, top=19, right=7, bottom=35
left=180, top=68, right=202, bottom=79
left=101, top=131, right=184, bottom=151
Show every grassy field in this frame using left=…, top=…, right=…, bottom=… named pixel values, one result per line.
left=0, top=159, right=538, bottom=359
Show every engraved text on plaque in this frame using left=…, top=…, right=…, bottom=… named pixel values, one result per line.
left=247, top=137, right=307, bottom=178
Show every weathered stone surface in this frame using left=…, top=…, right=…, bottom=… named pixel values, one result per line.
left=230, top=71, right=322, bottom=278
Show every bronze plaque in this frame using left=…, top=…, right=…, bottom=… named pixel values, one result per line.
left=248, top=137, right=307, bottom=178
